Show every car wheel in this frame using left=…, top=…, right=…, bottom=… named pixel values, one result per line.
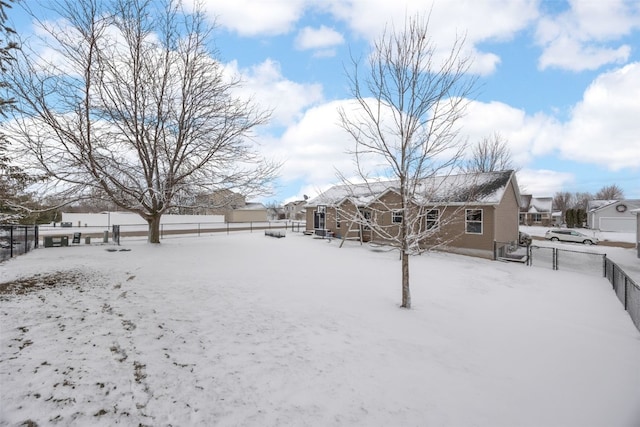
left=550, top=237, right=559, bottom=242
left=583, top=240, right=593, bottom=245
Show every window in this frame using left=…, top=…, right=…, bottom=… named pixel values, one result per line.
left=359, top=208, right=371, bottom=230
left=392, top=210, right=403, bottom=224
left=314, top=206, right=326, bottom=230
left=530, top=213, right=542, bottom=222
left=426, top=209, right=439, bottom=230
left=465, top=209, right=483, bottom=234
left=336, top=210, right=341, bottom=228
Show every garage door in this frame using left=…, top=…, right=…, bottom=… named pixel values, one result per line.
left=599, top=217, right=635, bottom=232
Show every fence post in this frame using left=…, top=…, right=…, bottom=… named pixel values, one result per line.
left=624, top=276, right=628, bottom=310
left=553, top=248, right=558, bottom=270
left=23, top=226, right=28, bottom=255
left=112, top=225, right=120, bottom=245
left=35, top=225, right=39, bottom=249
left=9, top=226, right=14, bottom=258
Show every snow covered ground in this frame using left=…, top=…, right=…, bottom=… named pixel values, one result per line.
left=520, top=225, right=636, bottom=244
left=521, top=225, right=640, bottom=284
left=1, top=232, right=639, bottom=426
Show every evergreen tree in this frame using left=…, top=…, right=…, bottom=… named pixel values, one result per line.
left=1, top=0, right=24, bottom=222
left=565, top=208, right=576, bottom=228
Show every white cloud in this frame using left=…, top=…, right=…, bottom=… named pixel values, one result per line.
left=538, top=36, right=630, bottom=72
left=517, top=169, right=575, bottom=196
left=185, top=0, right=308, bottom=36
left=223, top=59, right=324, bottom=127
left=262, top=100, right=355, bottom=185
left=319, top=0, right=538, bottom=75
left=535, top=0, right=640, bottom=71
left=558, top=62, right=640, bottom=170
left=261, top=97, right=420, bottom=198
left=457, top=63, right=640, bottom=174
left=187, top=0, right=537, bottom=75
left=294, top=26, right=344, bottom=51
left=458, top=101, right=562, bottom=168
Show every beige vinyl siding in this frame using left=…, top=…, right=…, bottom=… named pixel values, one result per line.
left=304, top=172, right=520, bottom=259
left=226, top=209, right=267, bottom=223
left=494, top=182, right=520, bottom=243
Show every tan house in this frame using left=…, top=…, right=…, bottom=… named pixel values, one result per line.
left=305, top=170, right=521, bottom=259
left=195, top=190, right=268, bottom=223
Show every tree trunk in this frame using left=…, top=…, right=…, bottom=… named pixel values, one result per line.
left=147, top=215, right=161, bottom=244
left=401, top=250, right=411, bottom=308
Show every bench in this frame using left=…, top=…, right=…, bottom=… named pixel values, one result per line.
left=44, top=235, right=69, bottom=247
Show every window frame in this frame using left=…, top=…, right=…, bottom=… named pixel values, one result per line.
left=425, top=209, right=440, bottom=230
left=392, top=210, right=403, bottom=224
left=465, top=208, right=483, bottom=234
left=359, top=208, right=372, bottom=230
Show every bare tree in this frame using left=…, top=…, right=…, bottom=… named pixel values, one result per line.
left=595, top=184, right=624, bottom=200
left=573, top=192, right=593, bottom=211
left=552, top=191, right=573, bottom=221
left=465, top=132, right=514, bottom=173
left=337, top=14, right=476, bottom=308
left=264, top=200, right=282, bottom=220
left=7, top=0, right=277, bottom=242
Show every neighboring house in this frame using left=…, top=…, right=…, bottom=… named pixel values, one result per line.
left=551, top=211, right=563, bottom=227
left=266, top=205, right=284, bottom=221
left=519, top=195, right=553, bottom=226
left=195, top=190, right=268, bottom=223
left=587, top=199, right=640, bottom=232
left=284, top=200, right=307, bottom=220
left=225, top=202, right=268, bottom=223
left=305, top=170, right=521, bottom=260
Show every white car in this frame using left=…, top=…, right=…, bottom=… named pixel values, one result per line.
left=544, top=229, right=599, bottom=245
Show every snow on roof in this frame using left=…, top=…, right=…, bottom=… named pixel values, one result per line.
left=530, top=197, right=552, bottom=213
left=587, top=199, right=618, bottom=212
left=519, top=194, right=532, bottom=209
left=519, top=195, right=552, bottom=213
left=307, top=171, right=514, bottom=207
left=242, top=202, right=266, bottom=210
left=589, top=199, right=640, bottom=213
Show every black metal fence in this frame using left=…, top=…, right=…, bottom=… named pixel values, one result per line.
left=112, top=220, right=306, bottom=241
left=493, top=240, right=527, bottom=262
left=528, top=245, right=640, bottom=333
left=604, top=258, right=640, bottom=332
left=36, top=221, right=306, bottom=243
left=527, top=245, right=606, bottom=276
left=0, top=225, right=39, bottom=262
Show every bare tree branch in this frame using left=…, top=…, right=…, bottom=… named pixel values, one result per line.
left=465, top=132, right=514, bottom=173
left=337, top=13, right=477, bottom=308
left=595, top=184, right=624, bottom=200
left=6, top=0, right=278, bottom=241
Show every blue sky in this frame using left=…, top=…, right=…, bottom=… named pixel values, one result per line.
left=9, top=0, right=640, bottom=203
